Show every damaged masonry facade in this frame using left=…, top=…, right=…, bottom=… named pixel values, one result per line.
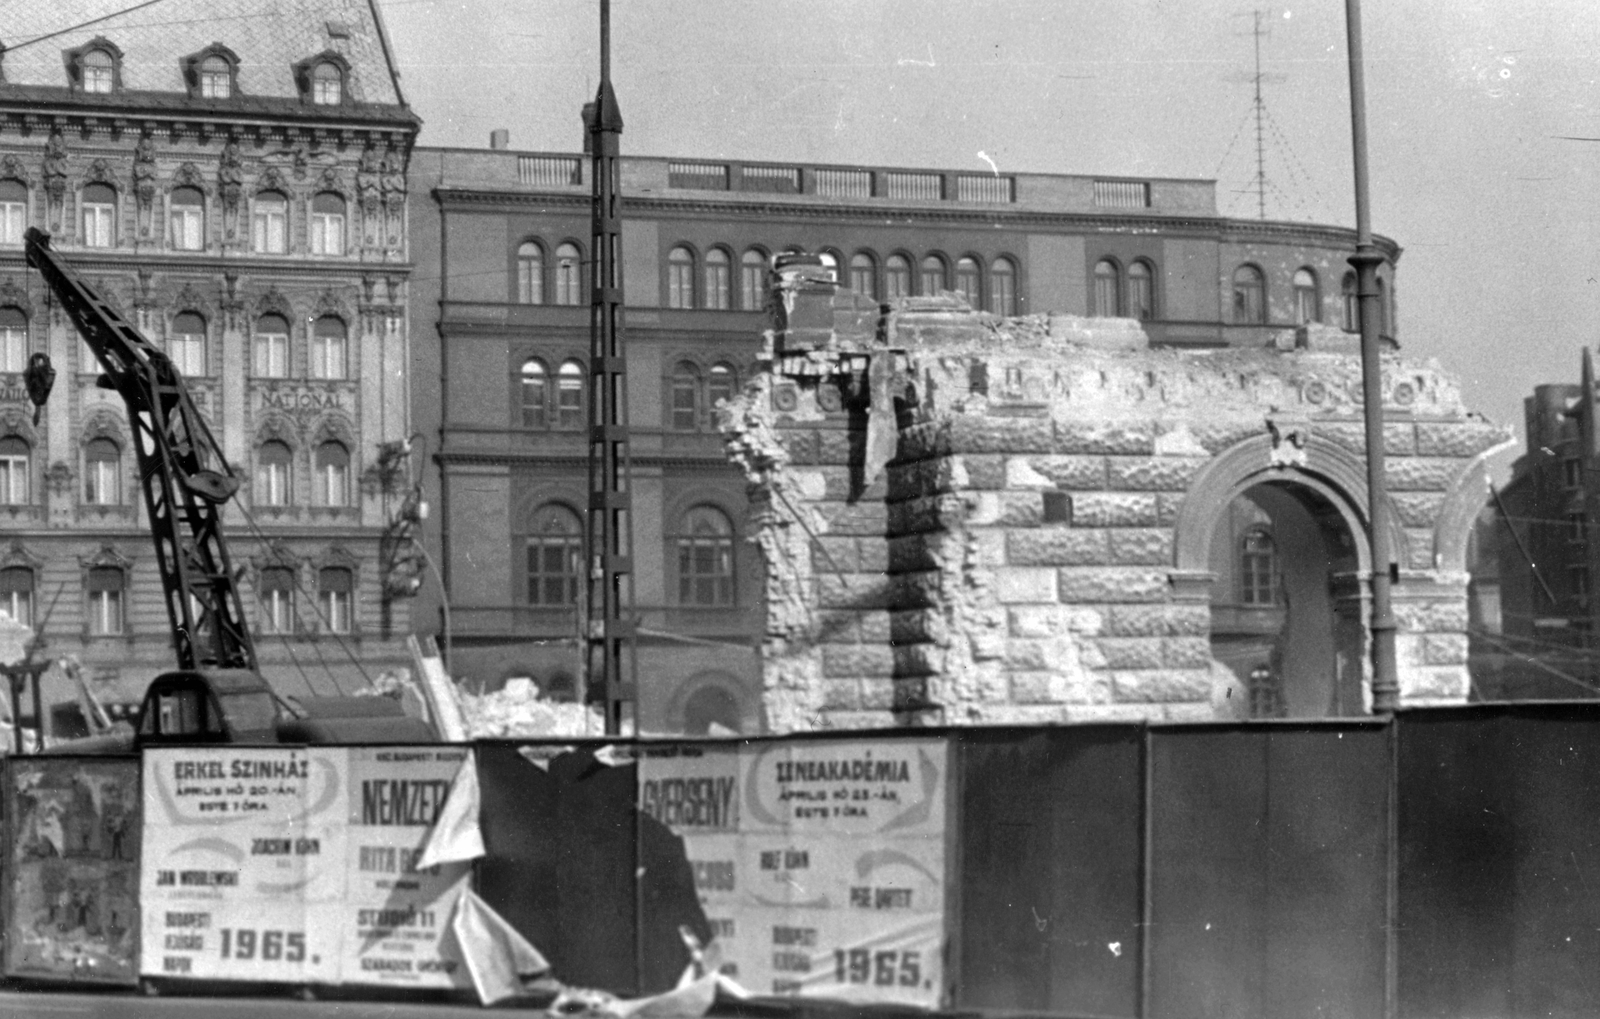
left=723, top=259, right=1511, bottom=731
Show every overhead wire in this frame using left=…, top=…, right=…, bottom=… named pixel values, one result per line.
left=7, top=0, right=172, bottom=51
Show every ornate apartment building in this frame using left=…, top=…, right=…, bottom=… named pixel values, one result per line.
left=409, top=136, right=1402, bottom=735
left=0, top=0, right=418, bottom=725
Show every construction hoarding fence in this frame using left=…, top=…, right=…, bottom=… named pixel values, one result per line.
left=3, top=754, right=140, bottom=983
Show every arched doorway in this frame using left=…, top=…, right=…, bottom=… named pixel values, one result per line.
left=1207, top=481, right=1364, bottom=717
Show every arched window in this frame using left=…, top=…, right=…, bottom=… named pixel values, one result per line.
left=556, top=359, right=584, bottom=428
left=740, top=249, right=767, bottom=310
left=989, top=257, right=1017, bottom=316
left=198, top=54, right=231, bottom=98
left=849, top=253, right=877, bottom=299
left=0, top=180, right=25, bottom=245
left=704, top=248, right=731, bottom=310
left=311, top=61, right=342, bottom=105
left=86, top=567, right=124, bottom=635
left=526, top=504, right=582, bottom=605
left=1293, top=268, right=1319, bottom=324
left=0, top=306, right=25, bottom=373
left=253, top=191, right=287, bottom=254
left=258, top=441, right=291, bottom=506
left=0, top=567, right=32, bottom=627
left=170, top=186, right=204, bottom=250
left=169, top=312, right=207, bottom=376
left=1093, top=259, right=1121, bottom=317
left=818, top=250, right=840, bottom=283
left=0, top=436, right=26, bottom=504
left=82, top=49, right=115, bottom=93
left=708, top=362, right=736, bottom=412
left=82, top=183, right=116, bottom=248
left=315, top=442, right=349, bottom=507
left=520, top=359, right=548, bottom=427
left=311, top=316, right=346, bottom=380
left=1341, top=272, right=1358, bottom=332
left=885, top=254, right=911, bottom=300
left=1239, top=528, right=1278, bottom=606
left=919, top=254, right=947, bottom=296
left=318, top=567, right=352, bottom=633
left=953, top=257, right=981, bottom=305
left=554, top=243, right=582, bottom=305
left=84, top=437, right=120, bottom=505
left=667, top=245, right=695, bottom=309
left=259, top=567, right=294, bottom=633
left=517, top=241, right=544, bottom=304
left=683, top=685, right=742, bottom=735
left=1127, top=260, right=1154, bottom=321
left=1232, top=265, right=1267, bottom=325
left=255, top=314, right=289, bottom=378
left=675, top=505, right=734, bottom=606
left=311, top=192, right=345, bottom=255
left=670, top=361, right=700, bottom=431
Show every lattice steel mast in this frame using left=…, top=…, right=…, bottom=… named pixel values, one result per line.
left=586, top=0, right=636, bottom=735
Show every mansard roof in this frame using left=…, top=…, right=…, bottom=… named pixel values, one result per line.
left=0, top=0, right=406, bottom=110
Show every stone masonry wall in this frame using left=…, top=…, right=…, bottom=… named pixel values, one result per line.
left=722, top=262, right=1510, bottom=731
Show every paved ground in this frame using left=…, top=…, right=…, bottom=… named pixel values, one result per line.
left=0, top=988, right=543, bottom=1019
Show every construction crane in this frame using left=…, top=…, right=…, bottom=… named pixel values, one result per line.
left=24, top=227, right=432, bottom=748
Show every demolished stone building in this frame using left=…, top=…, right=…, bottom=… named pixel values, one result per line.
left=724, top=259, right=1511, bottom=731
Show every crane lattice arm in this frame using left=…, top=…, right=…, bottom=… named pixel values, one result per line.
left=24, top=227, right=255, bottom=673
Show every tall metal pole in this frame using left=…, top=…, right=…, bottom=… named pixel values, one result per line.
left=587, top=0, right=636, bottom=735
left=1345, top=0, right=1399, bottom=714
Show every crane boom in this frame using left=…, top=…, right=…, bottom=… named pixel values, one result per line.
left=24, top=227, right=255, bottom=673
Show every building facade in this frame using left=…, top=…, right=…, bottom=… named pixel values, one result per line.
left=1477, top=351, right=1600, bottom=699
left=0, top=0, right=418, bottom=727
left=410, top=135, right=1409, bottom=734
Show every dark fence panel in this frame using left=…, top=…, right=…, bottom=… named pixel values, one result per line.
left=1148, top=725, right=1388, bottom=1019
left=1398, top=704, right=1600, bottom=1019
left=955, top=726, right=1142, bottom=1017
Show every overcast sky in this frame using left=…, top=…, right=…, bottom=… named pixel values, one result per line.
left=384, top=0, right=1600, bottom=454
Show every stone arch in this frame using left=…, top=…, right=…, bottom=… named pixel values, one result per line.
left=1174, top=431, right=1406, bottom=575
left=669, top=670, right=757, bottom=735
left=310, top=412, right=356, bottom=449
left=81, top=407, right=127, bottom=447
left=0, top=278, right=33, bottom=319
left=254, top=412, right=300, bottom=449
left=0, top=406, right=37, bottom=447
left=1431, top=437, right=1516, bottom=574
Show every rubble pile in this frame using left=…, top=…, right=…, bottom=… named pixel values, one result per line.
left=457, top=678, right=603, bottom=738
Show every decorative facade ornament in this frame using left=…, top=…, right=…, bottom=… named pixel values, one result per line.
left=315, top=544, right=360, bottom=571
left=82, top=408, right=126, bottom=445
left=256, top=413, right=299, bottom=448
left=1267, top=415, right=1310, bottom=469
left=222, top=272, right=244, bottom=329
left=0, top=407, right=36, bottom=446
left=255, top=287, right=292, bottom=320
left=318, top=165, right=344, bottom=193
left=0, top=154, right=33, bottom=186
left=79, top=544, right=133, bottom=571
left=0, top=277, right=32, bottom=318
left=258, top=164, right=287, bottom=194
left=313, top=288, right=348, bottom=321
left=250, top=539, right=299, bottom=570
left=0, top=540, right=44, bottom=571
left=171, top=280, right=213, bottom=318
left=356, top=145, right=380, bottom=214
left=291, top=145, right=309, bottom=180
left=218, top=137, right=244, bottom=226
left=311, top=412, right=357, bottom=448
left=41, top=127, right=68, bottom=197
left=85, top=157, right=116, bottom=186
left=173, top=161, right=206, bottom=191
left=133, top=132, right=157, bottom=235
left=45, top=460, right=75, bottom=496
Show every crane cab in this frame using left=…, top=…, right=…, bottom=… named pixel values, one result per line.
left=136, top=670, right=281, bottom=746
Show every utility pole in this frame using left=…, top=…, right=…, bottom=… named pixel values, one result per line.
left=586, top=0, right=636, bottom=735
left=1344, top=0, right=1399, bottom=714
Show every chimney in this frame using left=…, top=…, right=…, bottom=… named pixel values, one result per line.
left=489, top=128, right=510, bottom=151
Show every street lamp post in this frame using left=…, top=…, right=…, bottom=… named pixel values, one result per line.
left=1344, top=0, right=1400, bottom=714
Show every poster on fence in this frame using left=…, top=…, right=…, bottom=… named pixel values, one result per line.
left=139, top=746, right=347, bottom=983
left=638, top=738, right=949, bottom=1006
left=5, top=756, right=141, bottom=983
left=338, top=746, right=473, bottom=989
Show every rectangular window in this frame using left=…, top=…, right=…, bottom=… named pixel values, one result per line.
left=318, top=569, right=353, bottom=634
left=170, top=206, right=203, bottom=250
left=83, top=203, right=114, bottom=247
left=668, top=262, right=694, bottom=309
left=1564, top=458, right=1583, bottom=489
left=740, top=262, right=764, bottom=312
left=311, top=333, right=346, bottom=380
left=87, top=568, right=124, bottom=636
left=0, top=455, right=27, bottom=504
left=262, top=589, right=292, bottom=633
left=556, top=377, right=583, bottom=429
left=1571, top=512, right=1588, bottom=542
left=252, top=202, right=287, bottom=254
left=255, top=331, right=288, bottom=377
left=311, top=213, right=344, bottom=256
left=0, top=201, right=23, bottom=245
left=169, top=334, right=206, bottom=376
left=315, top=462, right=348, bottom=507
left=0, top=327, right=25, bottom=374
left=85, top=460, right=119, bottom=505
left=0, top=570, right=31, bottom=628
